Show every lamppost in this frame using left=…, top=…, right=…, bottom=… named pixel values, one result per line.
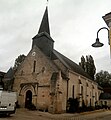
left=92, top=27, right=110, bottom=47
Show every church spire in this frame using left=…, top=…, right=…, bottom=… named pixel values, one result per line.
left=32, top=2, right=54, bottom=58
left=38, top=6, right=50, bottom=35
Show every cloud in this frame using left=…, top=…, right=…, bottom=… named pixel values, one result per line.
left=0, top=0, right=111, bottom=73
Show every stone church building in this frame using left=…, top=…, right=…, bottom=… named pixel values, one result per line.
left=12, top=6, right=101, bottom=113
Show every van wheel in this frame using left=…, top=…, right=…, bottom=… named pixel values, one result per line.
left=6, top=113, right=10, bottom=117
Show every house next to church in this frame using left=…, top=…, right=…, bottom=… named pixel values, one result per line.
left=10, top=6, right=102, bottom=113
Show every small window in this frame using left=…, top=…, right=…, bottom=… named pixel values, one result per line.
left=81, top=86, right=83, bottom=95
left=72, top=85, right=74, bottom=99
left=90, top=91, right=91, bottom=97
left=95, top=92, right=97, bottom=101
left=33, top=60, right=36, bottom=72
left=104, top=101, right=107, bottom=105
left=86, top=83, right=88, bottom=87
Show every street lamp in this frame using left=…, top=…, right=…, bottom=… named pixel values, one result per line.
left=92, top=27, right=110, bottom=47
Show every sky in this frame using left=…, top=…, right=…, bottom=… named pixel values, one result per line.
left=0, top=0, right=111, bottom=73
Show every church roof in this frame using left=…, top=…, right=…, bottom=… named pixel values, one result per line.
left=4, top=67, right=14, bottom=79
left=38, top=6, right=50, bottom=35
left=53, top=50, right=93, bottom=80
left=0, top=71, right=5, bottom=77
left=33, top=5, right=93, bottom=81
left=33, top=31, right=54, bottom=42
left=102, top=12, right=111, bottom=27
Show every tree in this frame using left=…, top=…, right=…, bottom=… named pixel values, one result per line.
left=86, top=55, right=96, bottom=79
left=94, top=70, right=111, bottom=88
left=66, top=98, right=79, bottom=113
left=13, top=54, right=26, bottom=71
left=79, top=56, right=85, bottom=71
left=79, top=55, right=96, bottom=79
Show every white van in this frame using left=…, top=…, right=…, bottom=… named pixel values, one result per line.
left=0, top=90, right=17, bottom=116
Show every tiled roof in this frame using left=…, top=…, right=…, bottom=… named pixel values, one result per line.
left=53, top=49, right=93, bottom=80
left=4, top=67, right=14, bottom=79
left=0, top=71, right=6, bottom=77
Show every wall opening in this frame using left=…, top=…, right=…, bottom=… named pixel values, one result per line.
left=33, top=60, right=36, bottom=72
left=72, top=85, right=74, bottom=99
left=25, top=90, right=32, bottom=108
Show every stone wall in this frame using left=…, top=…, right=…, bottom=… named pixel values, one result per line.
left=13, top=46, right=59, bottom=110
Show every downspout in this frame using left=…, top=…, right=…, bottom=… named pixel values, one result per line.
left=66, top=70, right=70, bottom=111
left=66, top=70, right=70, bottom=101
left=66, top=79, right=69, bottom=101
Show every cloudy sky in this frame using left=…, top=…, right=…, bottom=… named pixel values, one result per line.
left=0, top=0, right=111, bottom=73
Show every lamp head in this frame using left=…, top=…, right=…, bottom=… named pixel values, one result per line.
left=92, top=38, right=104, bottom=47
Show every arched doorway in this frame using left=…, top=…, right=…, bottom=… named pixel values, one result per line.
left=25, top=90, right=32, bottom=108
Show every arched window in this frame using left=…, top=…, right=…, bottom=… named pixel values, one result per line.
left=81, top=86, right=83, bottom=96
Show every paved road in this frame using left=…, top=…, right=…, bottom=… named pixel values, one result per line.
left=0, top=109, right=111, bottom=120
left=81, top=110, right=111, bottom=120
left=0, top=109, right=50, bottom=120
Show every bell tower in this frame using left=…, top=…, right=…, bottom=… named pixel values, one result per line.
left=32, top=5, right=54, bottom=58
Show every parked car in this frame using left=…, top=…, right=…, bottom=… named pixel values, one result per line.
left=0, top=90, right=17, bottom=116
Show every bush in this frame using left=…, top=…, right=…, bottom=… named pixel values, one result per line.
left=86, top=106, right=95, bottom=111
left=66, top=98, right=79, bottom=113
left=95, top=105, right=103, bottom=110
left=102, top=105, right=108, bottom=109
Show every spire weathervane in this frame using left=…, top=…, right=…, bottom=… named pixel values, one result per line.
left=46, top=0, right=48, bottom=6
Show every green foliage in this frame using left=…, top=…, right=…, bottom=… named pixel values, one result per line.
left=79, top=55, right=96, bottom=79
left=79, top=56, right=85, bottom=71
left=66, top=98, right=79, bottom=113
left=95, top=70, right=111, bottom=88
left=13, top=54, right=26, bottom=71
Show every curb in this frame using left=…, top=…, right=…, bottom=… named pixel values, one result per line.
left=80, top=109, right=105, bottom=115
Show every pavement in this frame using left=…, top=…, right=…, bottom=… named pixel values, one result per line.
left=25, top=109, right=110, bottom=120
left=1, top=108, right=111, bottom=120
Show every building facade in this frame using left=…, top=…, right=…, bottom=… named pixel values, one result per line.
left=101, top=12, right=111, bottom=109
left=12, top=6, right=101, bottom=113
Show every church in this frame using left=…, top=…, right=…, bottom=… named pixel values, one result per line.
left=10, top=5, right=102, bottom=113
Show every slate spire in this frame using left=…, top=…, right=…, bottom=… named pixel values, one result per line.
left=38, top=6, right=50, bottom=35
left=32, top=3, right=54, bottom=58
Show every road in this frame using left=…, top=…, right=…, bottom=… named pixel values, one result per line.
left=0, top=109, right=111, bottom=120
left=0, top=109, right=50, bottom=120
left=82, top=110, right=111, bottom=120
